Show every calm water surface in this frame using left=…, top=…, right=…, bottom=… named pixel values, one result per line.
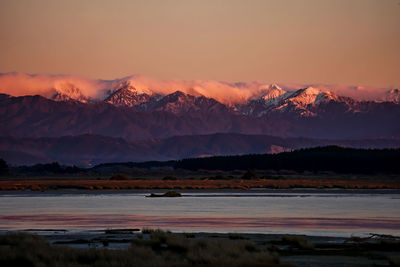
left=0, top=192, right=399, bottom=237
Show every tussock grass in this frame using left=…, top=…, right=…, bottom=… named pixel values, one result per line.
left=2, top=231, right=398, bottom=266
left=134, top=229, right=280, bottom=266
left=0, top=231, right=283, bottom=267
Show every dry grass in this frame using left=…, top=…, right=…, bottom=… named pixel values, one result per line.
left=0, top=231, right=286, bottom=267
left=0, top=178, right=398, bottom=192
left=133, top=229, right=281, bottom=266
left=1, top=231, right=398, bottom=266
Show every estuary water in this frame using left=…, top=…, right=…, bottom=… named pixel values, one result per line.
left=0, top=191, right=399, bottom=237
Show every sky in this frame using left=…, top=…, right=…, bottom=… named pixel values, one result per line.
left=0, top=0, right=399, bottom=88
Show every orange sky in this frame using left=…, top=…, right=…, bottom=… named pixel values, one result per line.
left=0, top=0, right=399, bottom=87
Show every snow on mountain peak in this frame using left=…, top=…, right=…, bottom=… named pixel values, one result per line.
left=285, top=86, right=338, bottom=107
left=51, top=83, right=89, bottom=103
left=296, top=86, right=326, bottom=97
left=236, top=85, right=347, bottom=117
left=253, top=83, right=286, bottom=102
left=115, top=80, right=136, bottom=91
left=104, top=82, right=152, bottom=107
left=1, top=72, right=396, bottom=105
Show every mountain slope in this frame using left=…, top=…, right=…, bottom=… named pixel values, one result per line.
left=1, top=93, right=400, bottom=140
left=105, top=84, right=151, bottom=107
left=1, top=133, right=400, bottom=166
left=51, top=83, right=90, bottom=103
left=0, top=94, right=282, bottom=140
left=148, top=91, right=232, bottom=114
left=238, top=86, right=356, bottom=117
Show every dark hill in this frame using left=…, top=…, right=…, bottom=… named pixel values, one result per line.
left=1, top=133, right=400, bottom=166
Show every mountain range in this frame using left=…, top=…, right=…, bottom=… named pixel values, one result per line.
left=1, top=81, right=400, bottom=139
left=1, top=77, right=399, bottom=165
left=44, top=79, right=400, bottom=116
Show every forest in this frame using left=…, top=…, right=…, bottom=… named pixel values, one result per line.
left=2, top=146, right=400, bottom=175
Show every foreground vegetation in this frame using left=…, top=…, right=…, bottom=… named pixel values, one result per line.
left=1, top=230, right=399, bottom=266
left=0, top=231, right=283, bottom=267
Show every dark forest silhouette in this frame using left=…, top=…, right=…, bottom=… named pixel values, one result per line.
left=176, top=146, right=400, bottom=174
left=3, top=146, right=400, bottom=175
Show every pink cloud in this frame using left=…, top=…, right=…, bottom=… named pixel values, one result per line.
left=0, top=72, right=392, bottom=104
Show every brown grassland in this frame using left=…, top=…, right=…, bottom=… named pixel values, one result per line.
left=0, top=178, right=398, bottom=191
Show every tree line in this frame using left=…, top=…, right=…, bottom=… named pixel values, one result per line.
left=2, top=146, right=400, bottom=175
left=175, top=146, right=400, bottom=174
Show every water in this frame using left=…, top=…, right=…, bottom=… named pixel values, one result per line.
left=0, top=191, right=399, bottom=237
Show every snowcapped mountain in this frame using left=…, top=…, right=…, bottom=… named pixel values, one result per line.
left=386, top=89, right=400, bottom=103
left=237, top=86, right=356, bottom=117
left=103, top=82, right=230, bottom=114
left=236, top=84, right=286, bottom=116
left=51, top=83, right=90, bottom=103
left=2, top=72, right=399, bottom=106
left=253, top=84, right=287, bottom=102
left=104, top=81, right=154, bottom=108
left=1, top=92, right=399, bottom=140
left=275, top=87, right=346, bottom=116
left=1, top=73, right=399, bottom=145
left=285, top=87, right=333, bottom=106
left=3, top=72, right=398, bottom=120
left=44, top=80, right=399, bottom=119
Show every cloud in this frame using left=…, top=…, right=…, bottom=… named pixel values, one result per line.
left=0, top=72, right=110, bottom=99
left=0, top=72, right=391, bottom=104
left=122, top=76, right=260, bottom=104
left=325, top=84, right=389, bottom=101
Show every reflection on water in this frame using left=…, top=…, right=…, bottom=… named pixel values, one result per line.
left=0, top=192, right=399, bottom=237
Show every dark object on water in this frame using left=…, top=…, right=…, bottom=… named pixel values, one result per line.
left=147, top=191, right=182, bottom=198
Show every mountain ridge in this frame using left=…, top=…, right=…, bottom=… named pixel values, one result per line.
left=15, top=77, right=399, bottom=119
left=48, top=80, right=400, bottom=119
left=1, top=92, right=399, bottom=140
